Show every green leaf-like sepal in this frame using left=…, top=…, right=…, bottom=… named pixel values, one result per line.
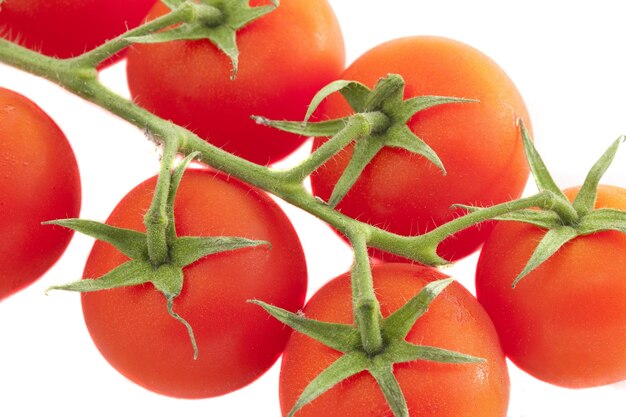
left=396, top=96, right=477, bottom=125
left=382, top=278, right=453, bottom=341
left=128, top=0, right=279, bottom=78
left=44, top=219, right=148, bottom=260
left=303, top=80, right=372, bottom=122
left=369, top=365, right=408, bottom=417
left=384, top=125, right=445, bottom=174
left=385, top=340, right=485, bottom=365
left=152, top=264, right=199, bottom=359
left=251, top=116, right=349, bottom=137
left=519, top=120, right=568, bottom=201
left=171, top=236, right=269, bottom=267
left=577, top=208, right=626, bottom=235
left=573, top=136, right=625, bottom=216
left=46, top=260, right=152, bottom=293
left=513, top=226, right=579, bottom=287
left=250, top=300, right=361, bottom=353
left=286, top=351, right=369, bottom=417
left=328, top=139, right=384, bottom=207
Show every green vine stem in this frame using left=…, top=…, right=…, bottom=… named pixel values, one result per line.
left=0, top=36, right=560, bottom=267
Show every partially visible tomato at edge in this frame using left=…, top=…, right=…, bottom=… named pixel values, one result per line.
left=280, top=263, right=510, bottom=417
left=476, top=185, right=626, bottom=388
left=0, top=0, right=156, bottom=65
left=126, top=0, right=345, bottom=165
left=0, top=87, right=81, bottom=301
left=311, top=36, right=531, bottom=262
left=81, top=169, right=307, bottom=398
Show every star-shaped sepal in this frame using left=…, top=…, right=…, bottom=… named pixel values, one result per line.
left=128, top=0, right=279, bottom=78
left=251, top=278, right=483, bottom=417
left=459, top=120, right=626, bottom=286
left=253, top=73, right=476, bottom=207
left=46, top=153, right=269, bottom=358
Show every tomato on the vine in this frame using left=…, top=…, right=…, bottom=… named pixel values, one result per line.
left=476, top=184, right=626, bottom=388
left=81, top=169, right=307, bottom=398
left=280, top=263, right=510, bottom=417
left=0, top=0, right=156, bottom=64
left=126, top=0, right=345, bottom=165
left=0, top=87, right=81, bottom=301
left=311, top=36, right=530, bottom=262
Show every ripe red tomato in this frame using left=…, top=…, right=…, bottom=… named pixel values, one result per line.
left=0, top=88, right=81, bottom=301
left=0, top=0, right=156, bottom=64
left=81, top=169, right=307, bottom=398
left=280, top=263, right=509, bottom=417
left=311, top=36, right=530, bottom=262
left=126, top=0, right=345, bottom=165
left=476, top=185, right=626, bottom=388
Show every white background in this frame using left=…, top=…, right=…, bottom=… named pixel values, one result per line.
left=1, top=1, right=626, bottom=416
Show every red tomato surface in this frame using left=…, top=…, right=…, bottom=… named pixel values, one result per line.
left=0, top=0, right=156, bottom=64
left=280, top=263, right=510, bottom=417
left=81, top=169, right=307, bottom=398
left=126, top=0, right=345, bottom=165
left=0, top=88, right=81, bottom=300
left=476, top=185, right=626, bottom=387
left=311, top=36, right=530, bottom=262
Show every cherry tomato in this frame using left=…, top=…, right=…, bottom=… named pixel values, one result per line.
left=280, top=263, right=510, bottom=417
left=126, top=0, right=345, bottom=165
left=81, top=169, right=307, bottom=398
left=476, top=185, right=626, bottom=387
left=0, top=88, right=81, bottom=300
left=311, top=36, right=530, bottom=262
left=0, top=0, right=156, bottom=65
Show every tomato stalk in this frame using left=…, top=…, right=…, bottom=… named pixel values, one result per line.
left=348, top=231, right=384, bottom=356
left=144, top=139, right=179, bottom=266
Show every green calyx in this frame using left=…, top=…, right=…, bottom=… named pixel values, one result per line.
left=462, top=120, right=626, bottom=286
left=127, top=0, right=279, bottom=78
left=253, top=73, right=476, bottom=207
left=252, top=277, right=483, bottom=417
left=46, top=152, right=269, bottom=359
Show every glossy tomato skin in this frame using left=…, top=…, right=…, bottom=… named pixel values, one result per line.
left=476, top=185, right=626, bottom=387
left=0, top=88, right=81, bottom=300
left=126, top=0, right=345, bottom=165
left=0, top=0, right=156, bottom=64
left=311, top=36, right=530, bottom=262
left=280, top=264, right=509, bottom=417
left=81, top=169, right=307, bottom=398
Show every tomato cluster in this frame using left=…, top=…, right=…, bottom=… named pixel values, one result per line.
left=0, top=1, right=624, bottom=417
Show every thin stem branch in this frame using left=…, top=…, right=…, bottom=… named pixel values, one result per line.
left=145, top=139, right=180, bottom=266
left=68, top=2, right=202, bottom=68
left=348, top=230, right=384, bottom=356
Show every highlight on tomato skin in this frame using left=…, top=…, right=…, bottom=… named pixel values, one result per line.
left=126, top=0, right=346, bottom=165
left=280, top=263, right=510, bottom=417
left=0, top=0, right=157, bottom=66
left=0, top=87, right=81, bottom=301
left=310, top=36, right=531, bottom=263
left=476, top=185, right=626, bottom=388
left=80, top=169, right=308, bottom=398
